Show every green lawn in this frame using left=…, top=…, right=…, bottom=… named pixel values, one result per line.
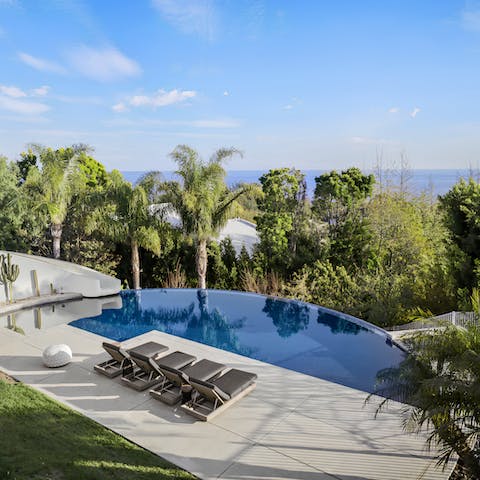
left=0, top=378, right=195, bottom=480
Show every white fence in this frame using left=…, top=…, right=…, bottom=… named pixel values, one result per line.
left=389, top=311, right=479, bottom=331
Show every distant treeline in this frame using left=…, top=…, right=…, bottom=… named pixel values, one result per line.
left=1, top=143, right=479, bottom=328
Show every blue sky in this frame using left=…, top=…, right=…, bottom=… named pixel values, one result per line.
left=1, top=0, right=480, bottom=171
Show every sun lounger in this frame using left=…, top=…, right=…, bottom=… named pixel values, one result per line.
left=121, top=350, right=196, bottom=391
left=94, top=341, right=168, bottom=378
left=150, top=359, right=226, bottom=405
left=181, top=368, right=257, bottom=421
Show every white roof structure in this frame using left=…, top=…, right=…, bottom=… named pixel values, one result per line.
left=153, top=204, right=259, bottom=255
left=217, top=218, right=259, bottom=255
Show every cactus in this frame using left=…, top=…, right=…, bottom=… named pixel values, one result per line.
left=0, top=253, right=20, bottom=304
left=6, top=313, right=25, bottom=335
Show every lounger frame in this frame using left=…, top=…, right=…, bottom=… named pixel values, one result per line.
left=181, top=383, right=256, bottom=421
left=150, top=376, right=184, bottom=405
left=94, top=357, right=126, bottom=378
left=94, top=342, right=129, bottom=378
left=120, top=357, right=164, bottom=391
left=150, top=362, right=225, bottom=405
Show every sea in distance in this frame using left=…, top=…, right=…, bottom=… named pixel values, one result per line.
left=121, top=169, right=479, bottom=198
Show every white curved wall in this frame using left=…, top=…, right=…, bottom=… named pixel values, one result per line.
left=0, top=251, right=121, bottom=303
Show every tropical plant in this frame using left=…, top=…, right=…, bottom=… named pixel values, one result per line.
left=371, top=325, right=480, bottom=479
left=25, top=144, right=90, bottom=259
left=87, top=170, right=162, bottom=289
left=162, top=145, right=248, bottom=289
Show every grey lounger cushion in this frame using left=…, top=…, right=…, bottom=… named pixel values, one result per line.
left=193, top=369, right=258, bottom=400
left=127, top=341, right=168, bottom=359
left=155, top=351, right=196, bottom=370
left=182, top=368, right=258, bottom=420
left=96, top=341, right=167, bottom=378
left=150, top=359, right=226, bottom=405
left=181, top=359, right=226, bottom=382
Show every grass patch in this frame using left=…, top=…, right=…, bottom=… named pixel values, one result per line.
left=0, top=379, right=195, bottom=480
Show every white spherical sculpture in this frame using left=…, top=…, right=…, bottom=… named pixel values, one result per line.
left=42, top=344, right=72, bottom=368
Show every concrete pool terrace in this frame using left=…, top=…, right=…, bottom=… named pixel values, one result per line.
left=0, top=306, right=455, bottom=480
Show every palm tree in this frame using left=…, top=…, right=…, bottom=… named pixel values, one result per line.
left=162, top=145, right=247, bottom=289
left=88, top=170, right=161, bottom=289
left=25, top=144, right=89, bottom=259
left=371, top=325, right=480, bottom=478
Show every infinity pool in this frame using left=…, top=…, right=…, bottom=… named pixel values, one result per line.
left=71, top=289, right=405, bottom=393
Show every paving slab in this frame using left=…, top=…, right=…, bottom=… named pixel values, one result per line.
left=33, top=364, right=153, bottom=413
left=220, top=445, right=336, bottom=480
left=259, top=411, right=447, bottom=480
left=91, top=402, right=254, bottom=480
left=0, top=320, right=455, bottom=480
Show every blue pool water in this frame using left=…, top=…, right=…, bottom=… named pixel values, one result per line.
left=71, top=289, right=406, bottom=393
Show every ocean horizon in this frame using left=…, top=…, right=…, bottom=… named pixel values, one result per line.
left=121, top=169, right=479, bottom=198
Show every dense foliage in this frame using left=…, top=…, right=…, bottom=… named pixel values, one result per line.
left=371, top=324, right=480, bottom=479
left=0, top=144, right=478, bottom=328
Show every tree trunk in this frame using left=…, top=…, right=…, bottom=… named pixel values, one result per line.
left=196, top=239, right=208, bottom=290
left=51, top=223, right=62, bottom=259
left=131, top=239, right=141, bottom=290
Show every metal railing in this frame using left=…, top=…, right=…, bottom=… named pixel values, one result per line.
left=388, top=311, right=479, bottom=332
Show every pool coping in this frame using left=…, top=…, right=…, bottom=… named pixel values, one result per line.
left=0, top=292, right=83, bottom=316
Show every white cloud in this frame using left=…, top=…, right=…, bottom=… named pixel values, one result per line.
left=0, top=85, right=26, bottom=98
left=152, top=0, right=217, bottom=40
left=0, top=96, right=50, bottom=115
left=282, top=97, right=301, bottom=110
left=67, top=45, right=141, bottom=81
left=223, top=90, right=229, bottom=96
left=388, top=107, right=399, bottom=113
left=0, top=83, right=51, bottom=115
left=113, top=89, right=196, bottom=111
left=112, top=102, right=128, bottom=112
left=31, top=85, right=50, bottom=96
left=461, top=6, right=480, bottom=31
left=18, top=52, right=67, bottom=74
left=410, top=107, right=421, bottom=118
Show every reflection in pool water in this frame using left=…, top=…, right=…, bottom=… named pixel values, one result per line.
left=317, top=310, right=368, bottom=335
left=71, top=289, right=406, bottom=394
left=263, top=297, right=310, bottom=338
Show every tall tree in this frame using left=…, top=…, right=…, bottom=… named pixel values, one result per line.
left=162, top=145, right=247, bottom=289
left=255, top=168, right=307, bottom=272
left=87, top=170, right=161, bottom=289
left=439, top=178, right=480, bottom=298
left=61, top=155, right=119, bottom=275
left=16, top=149, right=37, bottom=185
left=0, top=157, right=25, bottom=251
left=25, top=144, right=89, bottom=259
left=313, top=167, right=375, bottom=269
